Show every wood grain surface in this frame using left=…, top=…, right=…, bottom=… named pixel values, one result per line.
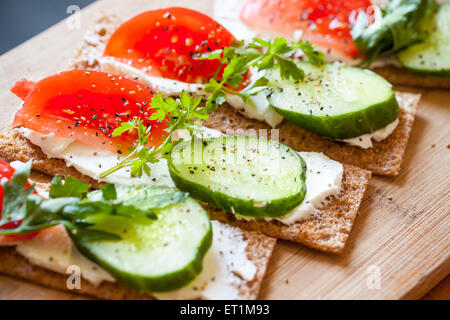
left=0, top=0, right=448, bottom=299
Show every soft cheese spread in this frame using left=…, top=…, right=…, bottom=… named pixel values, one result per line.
left=339, top=118, right=399, bottom=149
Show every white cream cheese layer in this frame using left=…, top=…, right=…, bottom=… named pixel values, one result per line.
left=15, top=225, right=116, bottom=286
left=213, top=0, right=258, bottom=41
left=19, top=126, right=225, bottom=187
left=155, top=220, right=256, bottom=300
left=339, top=117, right=399, bottom=149
left=19, top=127, right=175, bottom=187
left=224, top=90, right=283, bottom=128
left=100, top=58, right=283, bottom=128
left=277, top=152, right=343, bottom=224
left=100, top=57, right=207, bottom=97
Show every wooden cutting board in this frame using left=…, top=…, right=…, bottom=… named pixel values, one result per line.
left=0, top=0, right=448, bottom=300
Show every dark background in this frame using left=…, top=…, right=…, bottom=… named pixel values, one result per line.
left=0, top=0, right=96, bottom=55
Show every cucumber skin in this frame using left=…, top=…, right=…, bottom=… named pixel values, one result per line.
left=168, top=151, right=307, bottom=219
left=397, top=49, right=450, bottom=77
left=270, top=91, right=399, bottom=140
left=69, top=206, right=213, bottom=293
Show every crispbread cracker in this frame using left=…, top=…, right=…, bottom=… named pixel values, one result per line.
left=70, top=14, right=421, bottom=176
left=0, top=128, right=102, bottom=188
left=0, top=229, right=276, bottom=300
left=0, top=128, right=370, bottom=253
left=71, top=14, right=121, bottom=71
left=373, top=66, right=450, bottom=90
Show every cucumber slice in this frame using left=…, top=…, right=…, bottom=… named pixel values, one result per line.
left=71, top=185, right=212, bottom=292
left=267, top=62, right=399, bottom=139
left=168, top=136, right=307, bottom=218
left=397, top=3, right=450, bottom=76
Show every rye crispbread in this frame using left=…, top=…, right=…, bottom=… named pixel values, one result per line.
left=0, top=128, right=102, bottom=188
left=0, top=228, right=276, bottom=300
left=70, top=14, right=421, bottom=176
left=373, top=66, right=450, bottom=90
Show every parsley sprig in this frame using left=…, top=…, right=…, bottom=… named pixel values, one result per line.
left=197, top=37, right=325, bottom=109
left=100, top=91, right=207, bottom=178
left=351, top=0, right=437, bottom=67
left=0, top=161, right=187, bottom=241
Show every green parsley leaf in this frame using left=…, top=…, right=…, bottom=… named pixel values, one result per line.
left=198, top=36, right=326, bottom=109
left=101, top=90, right=213, bottom=178
left=0, top=170, right=188, bottom=241
left=194, top=49, right=223, bottom=61
left=240, top=74, right=269, bottom=96
left=101, top=183, right=117, bottom=201
left=69, top=228, right=122, bottom=242
left=292, top=40, right=326, bottom=67
left=112, top=121, right=137, bottom=137
left=276, top=57, right=305, bottom=80
left=49, top=175, right=90, bottom=199
left=0, top=161, right=35, bottom=225
left=223, top=56, right=248, bottom=80
left=122, top=190, right=188, bottom=212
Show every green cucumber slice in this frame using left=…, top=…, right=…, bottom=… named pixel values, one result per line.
left=71, top=185, right=212, bottom=292
left=168, top=136, right=307, bottom=218
left=397, top=3, right=450, bottom=76
left=267, top=62, right=399, bottom=139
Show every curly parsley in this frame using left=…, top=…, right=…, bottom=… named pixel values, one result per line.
left=0, top=161, right=187, bottom=241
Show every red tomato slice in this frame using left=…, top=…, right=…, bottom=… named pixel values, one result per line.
left=12, top=69, right=167, bottom=153
left=0, top=231, right=37, bottom=245
left=0, top=160, right=37, bottom=244
left=103, top=7, right=238, bottom=84
left=11, top=78, right=35, bottom=100
left=240, top=0, right=371, bottom=58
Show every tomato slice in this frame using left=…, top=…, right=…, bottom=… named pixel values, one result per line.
left=0, top=160, right=37, bottom=244
left=240, top=0, right=371, bottom=58
left=12, top=69, right=167, bottom=153
left=11, top=78, right=35, bottom=100
left=103, top=7, right=238, bottom=83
